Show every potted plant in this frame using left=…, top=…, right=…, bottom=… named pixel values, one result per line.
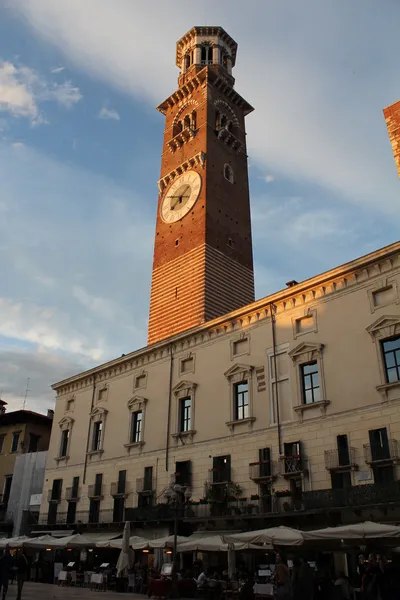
left=250, top=494, right=260, bottom=501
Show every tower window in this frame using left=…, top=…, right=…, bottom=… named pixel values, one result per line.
left=191, top=110, right=197, bottom=130
left=183, top=115, right=191, bottom=130
left=175, top=239, right=179, bottom=246
left=184, top=53, right=191, bottom=70
left=201, top=44, right=213, bottom=65
left=221, top=115, right=227, bottom=129
left=215, top=110, right=221, bottom=130
left=224, top=164, right=235, bottom=184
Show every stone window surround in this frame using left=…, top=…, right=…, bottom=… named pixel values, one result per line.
left=230, top=332, right=250, bottom=360
left=179, top=352, right=195, bottom=376
left=292, top=308, right=318, bottom=340
left=288, top=342, right=330, bottom=419
left=65, top=395, right=75, bottom=414
left=367, top=278, right=399, bottom=314
left=367, top=315, right=400, bottom=399
left=96, top=383, right=109, bottom=404
left=124, top=396, right=148, bottom=452
left=87, top=406, right=108, bottom=458
left=224, top=363, right=255, bottom=432
left=172, top=381, right=197, bottom=442
left=267, top=342, right=290, bottom=426
left=56, top=416, right=74, bottom=462
left=133, top=370, right=148, bottom=392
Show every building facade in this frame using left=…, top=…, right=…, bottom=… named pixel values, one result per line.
left=0, top=408, right=53, bottom=535
left=384, top=99, right=400, bottom=179
left=38, top=27, right=400, bottom=535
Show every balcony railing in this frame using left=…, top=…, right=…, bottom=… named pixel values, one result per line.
left=136, top=478, right=154, bottom=494
left=88, top=485, right=102, bottom=499
left=324, top=448, right=358, bottom=470
left=249, top=461, right=277, bottom=481
left=363, top=440, right=399, bottom=464
left=171, top=472, right=192, bottom=488
left=47, top=490, right=61, bottom=503
left=208, top=468, right=231, bottom=485
left=279, top=455, right=306, bottom=477
left=110, top=482, right=129, bottom=497
left=65, top=487, right=80, bottom=502
left=303, top=481, right=400, bottom=510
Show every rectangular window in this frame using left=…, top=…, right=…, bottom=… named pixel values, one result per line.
left=373, top=286, right=394, bottom=308
left=180, top=357, right=194, bottom=374
left=179, top=397, right=191, bottom=432
left=212, top=455, right=231, bottom=483
left=11, top=432, right=20, bottom=453
left=59, top=430, right=69, bottom=457
left=117, top=470, right=126, bottom=495
left=232, top=339, right=248, bottom=357
left=143, top=466, right=153, bottom=491
left=94, top=473, right=103, bottom=497
left=92, top=421, right=103, bottom=451
left=331, top=471, right=352, bottom=490
left=337, top=434, right=350, bottom=466
left=71, top=476, right=79, bottom=499
left=48, top=502, right=58, bottom=525
left=259, top=447, right=271, bottom=478
left=28, top=433, right=40, bottom=453
left=51, top=478, right=63, bottom=501
left=0, top=436, right=5, bottom=454
left=66, top=502, right=77, bottom=525
left=284, top=441, right=302, bottom=473
left=381, top=336, right=400, bottom=383
left=234, top=381, right=249, bottom=420
left=89, top=500, right=100, bottom=523
left=113, top=497, right=124, bottom=523
left=175, top=460, right=192, bottom=487
left=130, top=411, right=142, bottom=443
left=301, top=362, right=320, bottom=404
left=369, top=427, right=390, bottom=461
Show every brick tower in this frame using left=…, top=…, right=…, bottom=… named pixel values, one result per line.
left=383, top=100, right=400, bottom=179
left=148, top=27, right=255, bottom=345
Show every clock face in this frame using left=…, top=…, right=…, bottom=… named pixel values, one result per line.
left=160, top=171, right=202, bottom=223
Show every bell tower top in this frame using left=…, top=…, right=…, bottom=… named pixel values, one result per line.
left=176, top=26, right=238, bottom=86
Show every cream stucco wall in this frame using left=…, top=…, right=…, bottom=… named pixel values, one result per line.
left=40, top=243, right=400, bottom=523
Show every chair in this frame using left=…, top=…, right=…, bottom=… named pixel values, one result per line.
left=128, top=574, right=135, bottom=592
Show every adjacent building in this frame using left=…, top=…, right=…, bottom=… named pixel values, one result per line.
left=37, top=27, right=400, bottom=537
left=0, top=406, right=53, bottom=535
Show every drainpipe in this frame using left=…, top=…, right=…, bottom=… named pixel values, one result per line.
left=270, top=304, right=283, bottom=456
left=83, top=373, right=96, bottom=484
left=165, top=344, right=174, bottom=472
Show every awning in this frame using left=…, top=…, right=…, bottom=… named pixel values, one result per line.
left=177, top=535, right=264, bottom=552
left=303, top=521, right=400, bottom=542
left=131, top=535, right=188, bottom=550
left=224, top=526, right=304, bottom=547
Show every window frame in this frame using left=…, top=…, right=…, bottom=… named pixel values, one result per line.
left=59, top=429, right=70, bottom=458
left=10, top=432, right=20, bottom=453
left=57, top=416, right=74, bottom=462
left=130, top=410, right=143, bottom=444
left=367, top=316, right=400, bottom=399
left=233, top=381, right=249, bottom=420
left=125, top=396, right=147, bottom=451
left=172, top=381, right=197, bottom=442
left=381, top=335, right=400, bottom=384
left=289, top=342, right=329, bottom=419
left=179, top=397, right=192, bottom=433
left=300, top=361, right=321, bottom=405
left=87, top=406, right=108, bottom=457
left=224, top=363, right=255, bottom=431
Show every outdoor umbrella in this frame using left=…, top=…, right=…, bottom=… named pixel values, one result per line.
left=0, top=536, right=30, bottom=549
left=96, top=535, right=146, bottom=549
left=224, top=526, right=304, bottom=546
left=303, top=521, right=400, bottom=542
left=116, top=521, right=132, bottom=577
left=131, top=534, right=188, bottom=550
left=177, top=535, right=264, bottom=552
left=227, top=544, right=236, bottom=581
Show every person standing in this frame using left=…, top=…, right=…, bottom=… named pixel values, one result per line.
left=0, top=547, right=14, bottom=600
left=14, top=549, right=28, bottom=600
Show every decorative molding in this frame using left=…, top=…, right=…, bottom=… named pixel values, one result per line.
left=172, top=380, right=197, bottom=397
left=288, top=342, right=324, bottom=363
left=293, top=399, right=331, bottom=421
left=58, top=416, right=74, bottom=430
left=292, top=309, right=318, bottom=340
left=366, top=315, right=400, bottom=341
left=90, top=406, right=108, bottom=421
left=230, top=334, right=250, bottom=360
left=133, top=370, right=148, bottom=391
left=65, top=395, right=75, bottom=414
left=96, top=384, right=109, bottom=404
left=52, top=246, right=400, bottom=397
left=214, top=99, right=239, bottom=126
left=289, top=342, right=327, bottom=420
left=173, top=99, right=199, bottom=126
left=367, top=278, right=399, bottom=313
left=127, top=396, right=148, bottom=411
left=226, top=416, right=255, bottom=433
left=224, top=363, right=253, bottom=381
left=179, top=353, right=195, bottom=376
left=158, top=153, right=206, bottom=194
left=376, top=381, right=400, bottom=401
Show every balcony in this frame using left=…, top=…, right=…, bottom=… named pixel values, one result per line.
left=279, top=455, right=307, bottom=478
left=324, top=448, right=358, bottom=471
left=125, top=504, right=175, bottom=523
left=363, top=440, right=400, bottom=465
left=167, top=127, right=196, bottom=152
left=47, top=490, right=61, bottom=503
left=87, top=485, right=102, bottom=500
left=65, top=487, right=80, bottom=502
left=303, top=481, right=400, bottom=510
left=171, top=473, right=192, bottom=488
left=249, top=461, right=277, bottom=481
left=110, top=482, right=129, bottom=498
left=136, top=478, right=154, bottom=495
left=208, top=468, right=231, bottom=486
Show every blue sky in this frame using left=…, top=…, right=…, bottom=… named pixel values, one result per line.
left=0, top=0, right=399, bottom=412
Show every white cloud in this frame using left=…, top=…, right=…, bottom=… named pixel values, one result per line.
left=51, top=66, right=65, bottom=73
left=0, top=59, right=82, bottom=123
left=98, top=106, right=120, bottom=121
left=10, top=0, right=400, bottom=211
left=264, top=175, right=275, bottom=183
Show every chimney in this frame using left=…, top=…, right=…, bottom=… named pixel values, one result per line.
left=47, top=409, right=54, bottom=419
left=286, top=280, right=298, bottom=288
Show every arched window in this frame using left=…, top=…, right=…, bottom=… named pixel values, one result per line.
left=221, top=115, right=227, bottom=129
left=201, top=44, right=213, bottom=65
left=215, top=110, right=221, bottom=130
left=183, top=115, right=191, bottom=130
left=173, top=120, right=183, bottom=137
left=224, top=164, right=234, bottom=184
left=184, top=53, right=191, bottom=70
left=191, top=110, right=197, bottom=130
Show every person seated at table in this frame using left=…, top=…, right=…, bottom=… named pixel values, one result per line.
left=197, top=569, right=209, bottom=590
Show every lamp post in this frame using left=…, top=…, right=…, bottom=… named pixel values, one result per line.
left=164, top=483, right=192, bottom=562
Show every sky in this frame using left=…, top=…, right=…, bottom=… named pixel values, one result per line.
left=0, top=0, right=399, bottom=413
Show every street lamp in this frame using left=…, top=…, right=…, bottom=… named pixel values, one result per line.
left=164, top=483, right=192, bottom=562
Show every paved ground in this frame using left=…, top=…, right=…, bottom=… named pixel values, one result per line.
left=3, top=581, right=142, bottom=599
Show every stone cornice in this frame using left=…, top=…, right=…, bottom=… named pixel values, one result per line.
left=176, top=27, right=238, bottom=67
left=157, top=71, right=207, bottom=115
left=157, top=152, right=206, bottom=194
left=52, top=242, right=400, bottom=396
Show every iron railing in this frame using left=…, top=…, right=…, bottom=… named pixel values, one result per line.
left=47, top=490, right=61, bottom=503
left=279, top=455, right=305, bottom=476
left=303, top=481, right=400, bottom=510
left=324, top=447, right=358, bottom=470
left=208, top=468, right=231, bottom=485
left=249, top=461, right=277, bottom=481
left=363, top=440, right=399, bottom=464
left=65, top=487, right=80, bottom=501
left=87, top=484, right=102, bottom=499
left=136, top=477, right=154, bottom=494
left=110, top=482, right=129, bottom=497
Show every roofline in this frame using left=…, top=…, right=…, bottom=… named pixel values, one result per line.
left=52, top=240, right=400, bottom=390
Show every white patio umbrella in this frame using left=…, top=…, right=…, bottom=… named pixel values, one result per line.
left=116, top=521, right=132, bottom=578
left=224, top=526, right=304, bottom=546
left=131, top=534, right=188, bottom=550
left=0, top=536, right=30, bottom=549
left=177, top=535, right=264, bottom=552
left=96, top=535, right=146, bottom=549
left=227, top=544, right=236, bottom=581
left=303, top=521, right=400, bottom=541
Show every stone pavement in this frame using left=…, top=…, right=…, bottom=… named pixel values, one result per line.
left=3, top=581, right=142, bottom=599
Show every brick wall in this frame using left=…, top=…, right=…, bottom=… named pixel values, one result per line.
left=383, top=100, right=400, bottom=179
